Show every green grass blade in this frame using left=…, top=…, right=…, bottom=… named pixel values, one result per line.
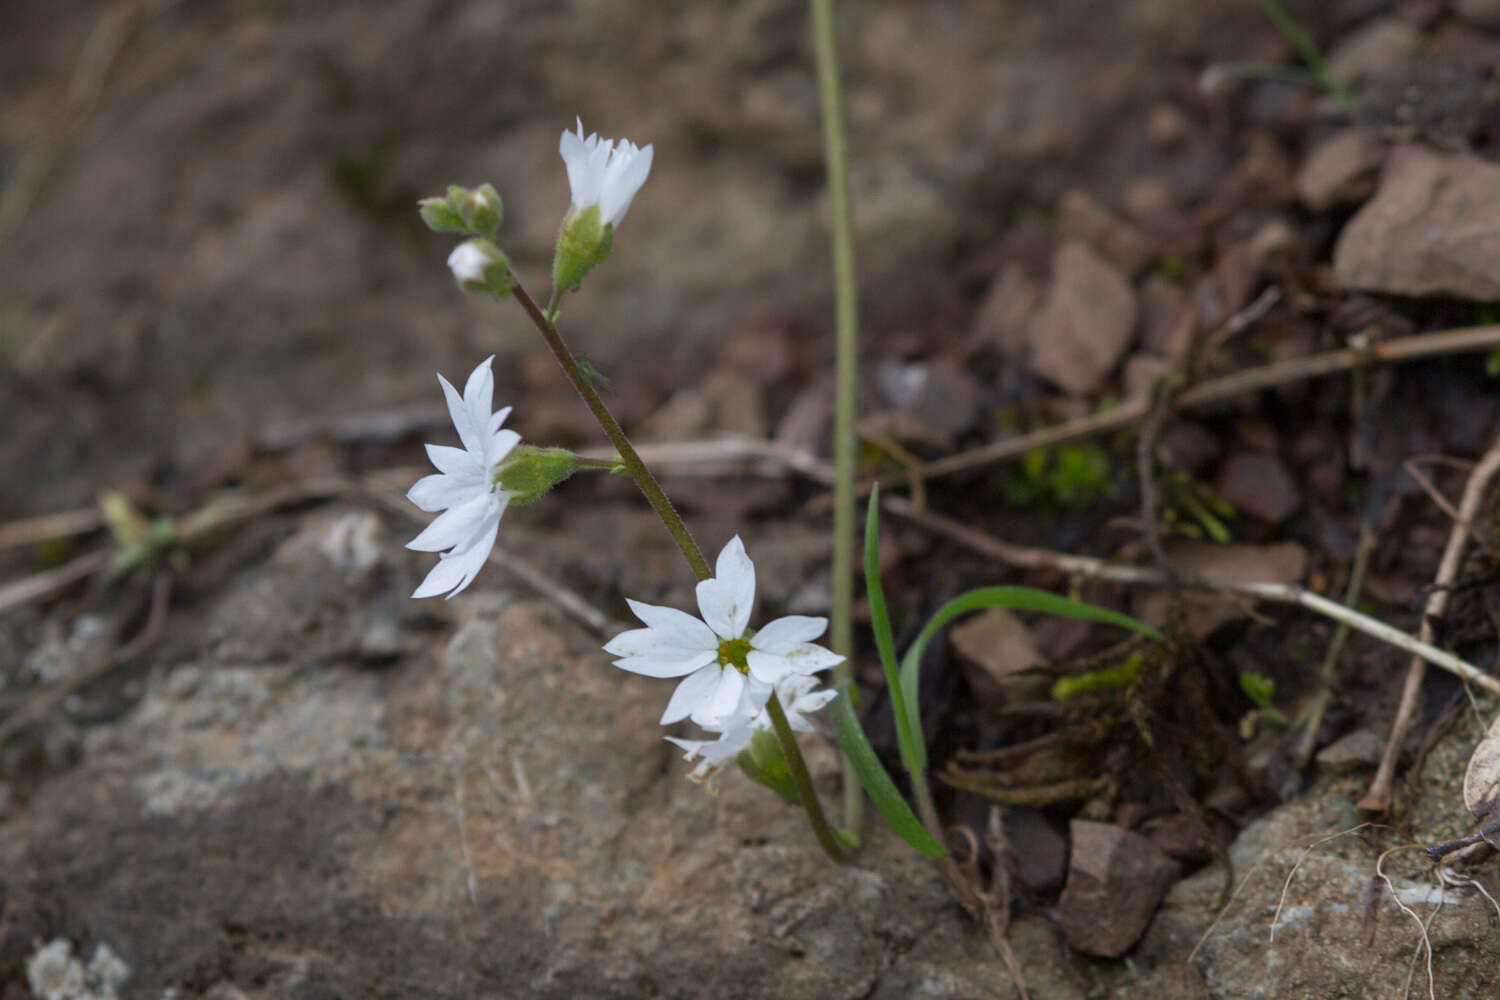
left=829, top=684, right=946, bottom=859
left=864, top=486, right=924, bottom=778
left=898, top=587, right=1163, bottom=771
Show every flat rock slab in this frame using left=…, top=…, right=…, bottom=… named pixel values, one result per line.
left=1333, top=146, right=1500, bottom=301
left=0, top=509, right=991, bottom=1000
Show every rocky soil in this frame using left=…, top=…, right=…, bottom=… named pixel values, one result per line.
left=5, top=1, right=1500, bottom=998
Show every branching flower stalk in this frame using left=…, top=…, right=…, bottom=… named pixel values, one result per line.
left=515, top=292, right=854, bottom=862
left=508, top=278, right=711, bottom=582
left=413, top=125, right=857, bottom=863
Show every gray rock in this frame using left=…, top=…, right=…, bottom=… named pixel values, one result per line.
left=25, top=939, right=129, bottom=1000
left=1056, top=190, right=1153, bottom=277
left=1216, top=451, right=1301, bottom=525
left=1246, top=218, right=1297, bottom=275
left=870, top=357, right=983, bottom=449
left=1334, top=146, right=1500, bottom=301
left=0, top=505, right=969, bottom=999
left=1122, top=353, right=1174, bottom=400
left=1059, top=820, right=1180, bottom=957
left=1315, top=729, right=1384, bottom=773
left=970, top=263, right=1043, bottom=359
left=950, top=607, right=1050, bottom=704
left=1295, top=129, right=1385, bottom=211
left=1027, top=243, right=1138, bottom=395
left=1139, top=275, right=1195, bottom=359
left=1163, top=540, right=1308, bottom=584
left=1145, top=767, right=1500, bottom=998
left=1326, top=17, right=1422, bottom=89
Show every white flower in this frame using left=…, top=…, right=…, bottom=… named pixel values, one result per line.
left=769, top=674, right=838, bottom=731
left=665, top=674, right=837, bottom=782
left=446, top=241, right=489, bottom=285
left=603, top=536, right=844, bottom=729
left=559, top=117, right=653, bottom=227
left=406, top=356, right=519, bottom=599
left=666, top=720, right=755, bottom=782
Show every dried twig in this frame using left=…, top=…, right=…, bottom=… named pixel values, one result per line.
left=1137, top=372, right=1184, bottom=573
left=1360, top=433, right=1500, bottom=814
left=923, top=324, right=1500, bottom=480
left=0, top=509, right=106, bottom=552
left=601, top=434, right=1500, bottom=696
left=0, top=468, right=621, bottom=639
left=0, top=550, right=110, bottom=616
left=889, top=493, right=1500, bottom=696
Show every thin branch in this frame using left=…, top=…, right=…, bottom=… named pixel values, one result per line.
left=924, top=325, right=1500, bottom=480
left=510, top=278, right=711, bottom=581
left=593, top=434, right=1500, bottom=697
left=887, top=494, right=1500, bottom=697
left=0, top=468, right=622, bottom=639
left=8, top=323, right=1494, bottom=555
left=0, top=550, right=109, bottom=616
left=1360, top=431, right=1500, bottom=813
left=0, top=509, right=105, bottom=552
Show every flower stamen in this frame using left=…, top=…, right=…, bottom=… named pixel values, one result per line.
left=718, top=637, right=752, bottom=674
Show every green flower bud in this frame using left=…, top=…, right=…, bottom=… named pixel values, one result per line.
left=447, top=239, right=515, bottom=297
left=418, top=196, right=466, bottom=233
left=457, top=183, right=503, bottom=237
left=551, top=205, right=613, bottom=293
left=493, top=446, right=581, bottom=505
left=738, top=728, right=801, bottom=805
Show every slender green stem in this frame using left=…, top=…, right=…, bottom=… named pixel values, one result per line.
left=810, top=0, right=864, bottom=835
left=510, top=278, right=711, bottom=581
left=1254, top=0, right=1353, bottom=109
left=765, top=692, right=853, bottom=863
left=513, top=277, right=850, bottom=860
left=577, top=456, right=622, bottom=471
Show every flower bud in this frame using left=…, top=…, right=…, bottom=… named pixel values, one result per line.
left=418, top=196, right=462, bottom=233
left=420, top=184, right=504, bottom=236
left=492, top=446, right=580, bottom=505
left=457, top=183, right=502, bottom=237
left=447, top=239, right=515, bottom=297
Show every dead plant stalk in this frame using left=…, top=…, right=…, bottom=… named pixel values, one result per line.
left=1359, top=431, right=1500, bottom=814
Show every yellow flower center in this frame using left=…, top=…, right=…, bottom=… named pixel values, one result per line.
left=717, top=637, right=752, bottom=674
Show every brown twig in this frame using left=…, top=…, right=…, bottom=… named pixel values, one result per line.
left=593, top=434, right=1500, bottom=695
left=1359, top=433, right=1500, bottom=814
left=1137, top=372, right=1184, bottom=573
left=0, top=509, right=106, bottom=552
left=885, top=493, right=1500, bottom=697
left=0, top=468, right=622, bottom=639
left=0, top=551, right=110, bottom=616
left=923, top=324, right=1500, bottom=481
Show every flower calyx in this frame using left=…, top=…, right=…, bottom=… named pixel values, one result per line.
left=492, top=445, right=581, bottom=506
